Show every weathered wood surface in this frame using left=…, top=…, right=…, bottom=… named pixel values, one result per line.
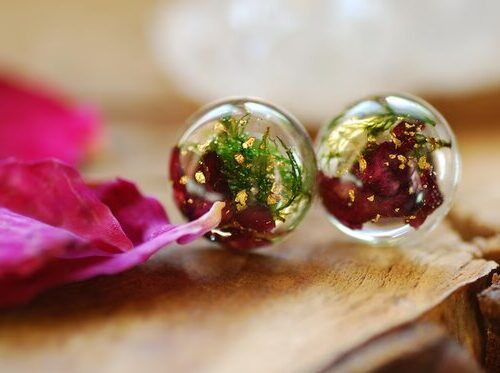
left=326, top=323, right=482, bottom=373
left=0, top=122, right=497, bottom=373
left=449, top=130, right=500, bottom=262
left=478, top=274, right=500, bottom=372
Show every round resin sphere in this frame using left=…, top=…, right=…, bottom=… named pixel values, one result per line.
left=170, top=98, right=316, bottom=250
left=316, top=94, right=460, bottom=245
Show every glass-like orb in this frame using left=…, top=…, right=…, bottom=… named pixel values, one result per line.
left=170, top=98, right=316, bottom=250
left=316, top=94, right=460, bottom=245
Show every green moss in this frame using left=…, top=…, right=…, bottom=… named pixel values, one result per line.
left=208, top=114, right=305, bottom=220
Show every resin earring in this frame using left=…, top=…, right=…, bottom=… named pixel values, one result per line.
left=170, top=97, right=317, bottom=250
left=316, top=94, right=460, bottom=245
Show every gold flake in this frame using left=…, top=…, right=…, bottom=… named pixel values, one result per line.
left=384, top=162, right=389, bottom=167
left=235, top=190, right=248, bottom=211
left=418, top=155, right=431, bottom=170
left=394, top=208, right=400, bottom=213
left=234, top=153, right=245, bottom=164
left=390, top=132, right=402, bottom=148
left=389, top=154, right=396, bottom=159
left=194, top=171, right=206, bottom=184
left=409, top=186, right=415, bottom=194
left=371, top=214, right=381, bottom=223
left=348, top=189, right=355, bottom=203
left=405, top=123, right=414, bottom=129
left=271, top=183, right=282, bottom=194
left=358, top=155, right=367, bottom=172
left=187, top=198, right=193, bottom=204
left=399, top=164, right=406, bottom=170
left=179, top=176, right=188, bottom=185
left=242, top=137, right=256, bottom=149
left=367, top=135, right=377, bottom=143
left=267, top=194, right=279, bottom=205
left=367, top=195, right=375, bottom=202
left=214, top=122, right=225, bottom=132
left=397, top=155, right=407, bottom=162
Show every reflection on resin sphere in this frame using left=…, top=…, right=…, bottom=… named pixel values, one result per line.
left=170, top=98, right=316, bottom=250
left=316, top=94, right=460, bottom=245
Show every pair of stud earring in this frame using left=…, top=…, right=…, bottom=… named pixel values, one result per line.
left=170, top=94, right=460, bottom=250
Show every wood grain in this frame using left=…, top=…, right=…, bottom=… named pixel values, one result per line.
left=478, top=274, right=500, bottom=372
left=325, top=323, right=482, bottom=373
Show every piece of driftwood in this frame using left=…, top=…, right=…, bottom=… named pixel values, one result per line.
left=324, top=322, right=481, bottom=373
left=449, top=131, right=500, bottom=262
left=478, top=274, right=500, bottom=372
left=0, top=122, right=497, bottom=372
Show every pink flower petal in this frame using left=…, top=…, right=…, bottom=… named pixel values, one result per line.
left=0, top=208, right=85, bottom=278
left=89, top=179, right=169, bottom=245
left=0, top=75, right=101, bottom=164
left=0, top=202, right=224, bottom=307
left=0, top=159, right=132, bottom=253
left=0, top=159, right=225, bottom=307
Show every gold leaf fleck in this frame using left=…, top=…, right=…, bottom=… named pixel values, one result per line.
left=418, top=155, right=431, bottom=170
left=195, top=171, right=206, bottom=184
left=179, top=176, right=188, bottom=185
left=267, top=194, right=279, bottom=205
left=391, top=132, right=402, bottom=148
left=367, top=195, right=375, bottom=202
left=235, top=190, right=248, bottom=211
left=348, top=189, right=355, bottom=203
left=234, top=153, right=245, bottom=164
left=214, top=122, right=225, bottom=132
left=242, top=137, right=256, bottom=149
left=358, top=155, right=367, bottom=172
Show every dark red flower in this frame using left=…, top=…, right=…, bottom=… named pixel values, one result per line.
left=319, top=122, right=443, bottom=231
left=170, top=147, right=277, bottom=250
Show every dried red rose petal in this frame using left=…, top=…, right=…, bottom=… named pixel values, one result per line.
left=0, top=159, right=224, bottom=307
left=316, top=94, right=458, bottom=244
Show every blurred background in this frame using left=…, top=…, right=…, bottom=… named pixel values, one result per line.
left=2, top=0, right=500, bottom=125
left=1, top=0, right=500, bottom=205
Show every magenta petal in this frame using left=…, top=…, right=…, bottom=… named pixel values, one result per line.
left=0, top=208, right=85, bottom=278
left=0, top=159, right=132, bottom=253
left=0, top=202, right=224, bottom=307
left=0, top=75, right=101, bottom=165
left=90, top=179, right=170, bottom=245
left=0, top=159, right=225, bottom=307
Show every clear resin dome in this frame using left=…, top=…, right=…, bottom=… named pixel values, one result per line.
left=316, top=94, right=460, bottom=245
left=170, top=98, right=316, bottom=250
